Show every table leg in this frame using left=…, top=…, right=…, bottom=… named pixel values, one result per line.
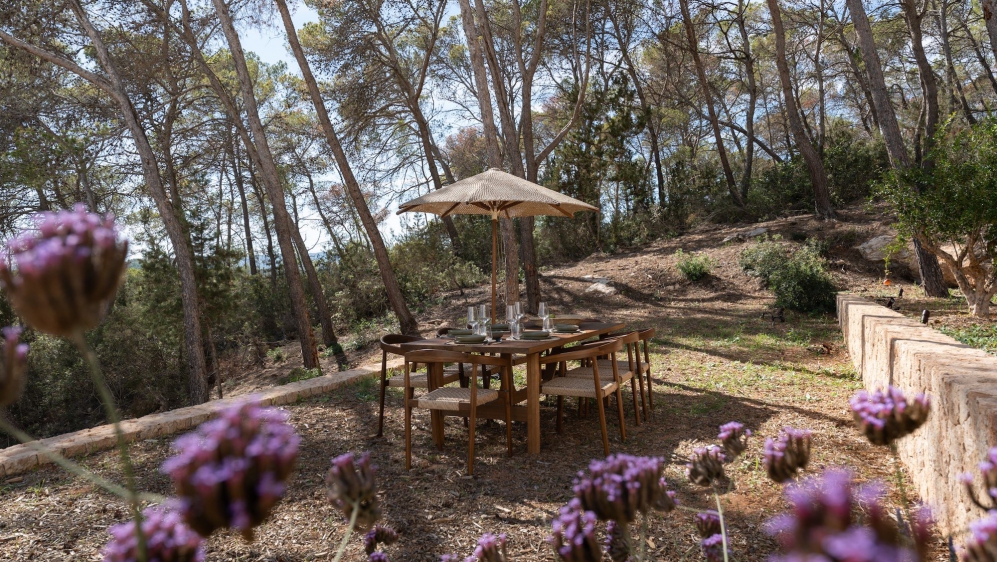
left=430, top=363, right=445, bottom=450
left=527, top=352, right=541, bottom=455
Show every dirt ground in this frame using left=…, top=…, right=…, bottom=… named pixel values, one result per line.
left=0, top=204, right=965, bottom=561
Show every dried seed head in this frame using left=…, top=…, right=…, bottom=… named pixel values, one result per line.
left=364, top=525, right=399, bottom=555
left=687, top=446, right=726, bottom=487
left=161, top=400, right=299, bottom=541
left=102, top=504, right=205, bottom=562
left=0, top=204, right=127, bottom=338
left=695, top=512, right=722, bottom=539
left=547, top=498, right=602, bottom=562
left=717, top=421, right=751, bottom=460
left=763, top=427, right=812, bottom=484
left=0, top=326, right=28, bottom=406
left=849, top=386, right=930, bottom=446
left=327, top=452, right=380, bottom=532
left=572, top=454, right=676, bottom=524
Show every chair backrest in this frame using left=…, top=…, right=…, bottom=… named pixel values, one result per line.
left=380, top=334, right=422, bottom=356
left=539, top=338, right=622, bottom=365
left=404, top=349, right=469, bottom=365
left=638, top=328, right=655, bottom=340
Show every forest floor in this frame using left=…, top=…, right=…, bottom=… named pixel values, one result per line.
left=0, top=202, right=975, bottom=561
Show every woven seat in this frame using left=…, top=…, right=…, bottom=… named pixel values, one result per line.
left=416, top=387, right=499, bottom=411
left=564, top=363, right=634, bottom=382
left=542, top=376, right=618, bottom=398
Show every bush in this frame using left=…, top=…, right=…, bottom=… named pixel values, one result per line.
left=740, top=241, right=837, bottom=313
left=675, top=249, right=712, bottom=282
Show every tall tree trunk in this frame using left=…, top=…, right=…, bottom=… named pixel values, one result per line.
left=210, top=0, right=320, bottom=365
left=678, top=0, right=744, bottom=208
left=936, top=0, right=977, bottom=124
left=847, top=0, right=949, bottom=296
left=274, top=0, right=419, bottom=334
left=288, top=222, right=347, bottom=366
left=736, top=0, right=757, bottom=201
left=984, top=0, right=997, bottom=57
left=900, top=0, right=940, bottom=167
left=230, top=130, right=257, bottom=275
left=766, top=0, right=836, bottom=219
left=0, top=4, right=210, bottom=403
left=959, top=16, right=997, bottom=94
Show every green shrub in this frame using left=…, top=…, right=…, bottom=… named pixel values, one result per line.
left=267, top=348, right=286, bottom=363
left=280, top=367, right=322, bottom=384
left=740, top=242, right=837, bottom=313
left=675, top=249, right=713, bottom=281
left=940, top=324, right=997, bottom=355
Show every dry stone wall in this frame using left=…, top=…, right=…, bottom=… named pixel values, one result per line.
left=838, top=294, right=997, bottom=536
left=0, top=358, right=404, bottom=479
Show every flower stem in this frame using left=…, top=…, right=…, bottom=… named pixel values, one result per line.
left=71, top=331, right=147, bottom=562
left=638, top=512, right=650, bottom=562
left=890, top=442, right=913, bottom=538
left=712, top=486, right=730, bottom=562
left=332, top=500, right=361, bottom=562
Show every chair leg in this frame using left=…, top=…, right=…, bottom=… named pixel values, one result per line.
left=503, top=368, right=513, bottom=457
left=468, top=401, right=477, bottom=475
left=595, top=393, right=610, bottom=456
left=630, top=376, right=642, bottom=427
left=615, top=386, right=627, bottom=442
left=646, top=368, right=654, bottom=412
left=404, top=390, right=412, bottom=470
left=556, top=396, right=564, bottom=434
left=636, top=367, right=648, bottom=422
left=460, top=363, right=469, bottom=428
left=377, top=354, right=388, bottom=437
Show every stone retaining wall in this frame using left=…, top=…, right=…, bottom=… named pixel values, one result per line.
left=0, top=358, right=404, bottom=479
left=838, top=294, right=997, bottom=536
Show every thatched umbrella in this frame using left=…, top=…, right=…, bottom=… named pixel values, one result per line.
left=397, top=168, right=598, bottom=321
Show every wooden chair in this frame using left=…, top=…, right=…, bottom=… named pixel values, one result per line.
left=564, top=331, right=644, bottom=427
left=637, top=328, right=655, bottom=415
left=376, top=334, right=462, bottom=437
left=403, top=350, right=514, bottom=475
left=540, top=339, right=627, bottom=456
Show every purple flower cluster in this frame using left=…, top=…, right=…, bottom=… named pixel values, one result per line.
left=327, top=452, right=380, bottom=532
left=364, top=525, right=399, bottom=555
left=0, top=326, right=28, bottom=406
left=160, top=399, right=299, bottom=540
left=718, top=422, right=751, bottom=459
left=548, top=498, right=602, bottom=562
left=701, top=534, right=724, bottom=562
left=764, top=427, right=812, bottom=483
left=695, top=512, right=722, bottom=539
left=962, top=511, right=997, bottom=562
left=572, top=454, right=676, bottom=524
left=102, top=504, right=205, bottom=562
left=470, top=533, right=509, bottom=562
left=0, top=204, right=128, bottom=337
left=766, top=469, right=931, bottom=562
left=849, top=386, right=930, bottom=446
left=961, top=447, right=997, bottom=510
left=687, top=446, right=726, bottom=486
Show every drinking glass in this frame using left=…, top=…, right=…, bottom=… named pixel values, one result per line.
left=538, top=302, right=547, bottom=319
left=468, top=306, right=477, bottom=332
left=514, top=302, right=523, bottom=322
left=478, top=304, right=488, bottom=323
left=543, top=316, right=553, bottom=331
left=510, top=321, right=522, bottom=340
left=507, top=305, right=516, bottom=325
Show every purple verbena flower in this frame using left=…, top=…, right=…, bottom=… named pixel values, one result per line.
left=718, top=422, right=751, bottom=459
left=327, top=452, right=380, bottom=532
left=687, top=446, right=726, bottom=486
left=0, top=326, right=28, bottom=406
left=849, top=387, right=930, bottom=446
left=701, top=533, right=724, bottom=562
left=161, top=399, right=299, bottom=541
left=364, top=525, right=399, bottom=555
left=470, top=533, right=509, bottom=562
left=962, top=511, right=997, bottom=562
left=764, top=427, right=812, bottom=483
left=102, top=504, right=205, bottom=562
left=0, top=204, right=128, bottom=337
left=695, top=511, right=722, bottom=539
left=369, top=552, right=390, bottom=562
left=547, top=498, right=602, bottom=562
left=604, top=520, right=630, bottom=562
left=766, top=469, right=929, bottom=562
left=572, top=454, right=676, bottom=523
left=962, top=448, right=997, bottom=510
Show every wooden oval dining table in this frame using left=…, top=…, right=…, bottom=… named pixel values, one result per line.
left=399, top=321, right=625, bottom=455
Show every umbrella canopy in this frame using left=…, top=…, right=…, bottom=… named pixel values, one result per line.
left=397, top=168, right=597, bottom=321
left=397, top=168, right=597, bottom=219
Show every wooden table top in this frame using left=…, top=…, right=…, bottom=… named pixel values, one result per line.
left=399, top=322, right=625, bottom=355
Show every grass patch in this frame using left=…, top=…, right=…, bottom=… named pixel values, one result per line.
left=940, top=324, right=997, bottom=355
left=279, top=367, right=322, bottom=384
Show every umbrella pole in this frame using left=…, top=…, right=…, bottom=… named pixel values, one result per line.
left=491, top=217, right=498, bottom=323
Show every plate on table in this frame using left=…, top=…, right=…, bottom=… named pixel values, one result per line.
left=448, top=329, right=473, bottom=337
left=520, top=331, right=551, bottom=340
left=454, top=334, right=487, bottom=344
left=554, top=324, right=580, bottom=333
left=490, top=323, right=509, bottom=331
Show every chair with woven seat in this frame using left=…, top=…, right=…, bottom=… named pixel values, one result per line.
left=564, top=331, right=644, bottom=427
left=403, top=350, right=514, bottom=475
left=541, top=339, right=627, bottom=456
left=637, top=328, right=655, bottom=416
left=376, top=334, right=463, bottom=437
